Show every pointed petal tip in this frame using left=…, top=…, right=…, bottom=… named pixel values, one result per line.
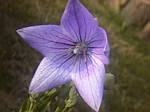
left=16, top=29, right=22, bottom=34
left=28, top=89, right=38, bottom=95
left=16, top=27, right=24, bottom=32
left=71, top=60, right=105, bottom=112
left=28, top=80, right=41, bottom=93
left=28, top=89, right=34, bottom=94
left=28, top=84, right=35, bottom=94
left=16, top=28, right=25, bottom=37
left=86, top=98, right=101, bottom=112
left=28, top=90, right=38, bottom=94
left=93, top=104, right=100, bottom=112
left=28, top=83, right=41, bottom=94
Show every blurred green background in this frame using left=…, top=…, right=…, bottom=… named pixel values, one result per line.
left=0, top=0, right=150, bottom=112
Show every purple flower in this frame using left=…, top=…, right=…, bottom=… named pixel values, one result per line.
left=17, top=0, right=109, bottom=111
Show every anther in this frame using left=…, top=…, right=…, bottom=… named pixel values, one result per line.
left=73, top=43, right=87, bottom=55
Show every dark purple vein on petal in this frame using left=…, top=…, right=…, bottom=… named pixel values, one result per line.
left=88, top=54, right=103, bottom=94
left=51, top=29, right=76, bottom=44
left=87, top=39, right=104, bottom=45
left=44, top=56, right=75, bottom=86
left=51, top=54, right=76, bottom=84
left=33, top=54, right=74, bottom=86
left=32, top=30, right=74, bottom=46
left=83, top=12, right=88, bottom=42
left=49, top=31, right=76, bottom=44
left=87, top=55, right=101, bottom=104
left=51, top=53, right=78, bottom=85
left=30, top=42, right=70, bottom=50
left=86, top=30, right=101, bottom=43
left=33, top=54, right=75, bottom=90
left=19, top=31, right=74, bottom=46
left=85, top=26, right=92, bottom=42
left=78, top=6, right=88, bottom=42
left=88, top=54, right=100, bottom=67
left=78, top=55, right=82, bottom=79
left=85, top=56, right=97, bottom=108
left=37, top=55, right=74, bottom=79
left=86, top=34, right=100, bottom=44
left=63, top=21, right=78, bottom=42
left=35, top=53, right=70, bottom=76
left=67, top=18, right=80, bottom=42
left=90, top=51, right=104, bottom=56
left=88, top=47, right=103, bottom=49
left=72, top=2, right=82, bottom=42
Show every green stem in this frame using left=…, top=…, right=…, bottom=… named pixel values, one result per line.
left=62, top=107, right=68, bottom=112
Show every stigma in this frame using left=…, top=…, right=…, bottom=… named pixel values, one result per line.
left=73, top=42, right=88, bottom=55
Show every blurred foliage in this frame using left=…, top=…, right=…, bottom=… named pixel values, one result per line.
left=19, top=85, right=77, bottom=112
left=0, top=0, right=150, bottom=112
left=97, top=3, right=150, bottom=112
left=19, top=74, right=115, bottom=112
left=20, top=89, right=57, bottom=112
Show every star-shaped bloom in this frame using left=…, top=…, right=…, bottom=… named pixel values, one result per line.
left=17, top=0, right=109, bottom=111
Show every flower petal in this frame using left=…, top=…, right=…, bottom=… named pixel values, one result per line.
left=88, top=27, right=110, bottom=64
left=17, top=25, right=75, bottom=56
left=29, top=56, right=76, bottom=93
left=61, top=0, right=98, bottom=42
left=71, top=55, right=105, bottom=111
left=104, top=34, right=110, bottom=59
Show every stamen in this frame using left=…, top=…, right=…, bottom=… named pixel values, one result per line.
left=73, top=43, right=87, bottom=55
